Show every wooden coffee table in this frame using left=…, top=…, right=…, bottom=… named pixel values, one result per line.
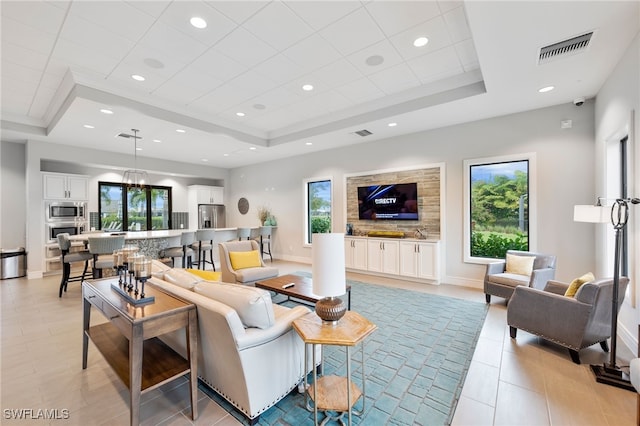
left=255, top=274, right=351, bottom=310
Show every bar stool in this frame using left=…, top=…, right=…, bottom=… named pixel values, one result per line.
left=57, top=233, right=92, bottom=297
left=237, top=227, right=252, bottom=241
left=88, top=235, right=125, bottom=278
left=258, top=226, right=273, bottom=262
left=161, top=231, right=195, bottom=268
left=192, top=229, right=216, bottom=271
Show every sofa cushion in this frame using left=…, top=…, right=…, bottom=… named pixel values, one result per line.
left=186, top=268, right=221, bottom=282
left=194, top=281, right=275, bottom=329
left=564, top=272, right=595, bottom=297
left=229, top=250, right=262, bottom=270
left=151, top=259, right=172, bottom=278
left=163, top=268, right=203, bottom=290
left=505, top=254, right=535, bottom=276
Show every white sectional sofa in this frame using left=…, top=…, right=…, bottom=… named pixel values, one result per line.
left=148, top=266, right=316, bottom=424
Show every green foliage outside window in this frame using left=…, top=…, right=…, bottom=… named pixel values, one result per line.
left=311, top=216, right=331, bottom=234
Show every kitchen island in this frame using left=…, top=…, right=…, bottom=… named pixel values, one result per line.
left=70, top=228, right=242, bottom=258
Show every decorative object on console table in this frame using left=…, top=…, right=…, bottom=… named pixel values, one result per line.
left=574, top=196, right=640, bottom=391
left=312, top=233, right=347, bottom=324
left=111, top=252, right=155, bottom=305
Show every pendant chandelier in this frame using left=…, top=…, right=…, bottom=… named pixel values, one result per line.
left=120, top=129, right=148, bottom=188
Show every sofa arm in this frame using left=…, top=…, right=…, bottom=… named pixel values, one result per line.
left=543, top=280, right=570, bottom=295
left=529, top=267, right=556, bottom=290
left=507, top=286, right=591, bottom=347
left=485, top=260, right=506, bottom=276
left=236, top=305, right=311, bottom=350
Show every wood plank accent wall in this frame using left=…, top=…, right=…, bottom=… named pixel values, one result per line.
left=345, top=167, right=441, bottom=239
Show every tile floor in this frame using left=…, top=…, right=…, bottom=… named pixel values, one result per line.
left=1, top=260, right=636, bottom=425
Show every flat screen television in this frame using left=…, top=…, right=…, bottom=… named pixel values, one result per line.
left=357, top=183, right=419, bottom=220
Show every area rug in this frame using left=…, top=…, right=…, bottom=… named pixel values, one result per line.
left=202, top=274, right=488, bottom=425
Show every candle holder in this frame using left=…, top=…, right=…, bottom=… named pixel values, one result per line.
left=110, top=249, right=155, bottom=305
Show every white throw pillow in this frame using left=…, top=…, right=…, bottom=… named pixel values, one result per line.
left=163, top=268, right=202, bottom=290
left=194, top=281, right=275, bottom=329
left=505, top=254, right=535, bottom=276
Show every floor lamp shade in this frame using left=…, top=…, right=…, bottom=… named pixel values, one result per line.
left=312, top=233, right=346, bottom=323
left=573, top=205, right=609, bottom=223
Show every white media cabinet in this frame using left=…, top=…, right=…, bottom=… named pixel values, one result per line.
left=344, top=236, right=440, bottom=284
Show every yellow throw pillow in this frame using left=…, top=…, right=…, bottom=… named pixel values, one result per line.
left=564, top=272, right=595, bottom=297
left=186, top=269, right=221, bottom=282
left=505, top=254, right=535, bottom=276
left=229, top=250, right=262, bottom=270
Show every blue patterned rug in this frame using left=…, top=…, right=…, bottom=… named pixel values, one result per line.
left=201, top=274, right=488, bottom=425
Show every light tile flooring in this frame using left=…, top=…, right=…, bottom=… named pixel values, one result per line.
left=1, top=260, right=636, bottom=425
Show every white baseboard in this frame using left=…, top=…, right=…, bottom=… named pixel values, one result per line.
left=444, top=275, right=483, bottom=289
left=27, top=270, right=44, bottom=279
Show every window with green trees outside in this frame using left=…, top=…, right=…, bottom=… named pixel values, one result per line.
left=469, top=160, right=529, bottom=259
left=304, top=179, right=332, bottom=244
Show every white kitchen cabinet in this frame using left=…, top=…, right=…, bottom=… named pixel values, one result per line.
left=399, top=240, right=440, bottom=281
left=43, top=173, right=89, bottom=200
left=366, top=239, right=399, bottom=275
left=189, top=185, right=223, bottom=205
left=344, top=237, right=367, bottom=270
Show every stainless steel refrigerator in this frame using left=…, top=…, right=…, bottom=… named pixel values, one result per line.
left=197, top=204, right=225, bottom=229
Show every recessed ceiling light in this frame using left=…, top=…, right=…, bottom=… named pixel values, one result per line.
left=176, top=129, right=186, bottom=133
left=538, top=85, right=555, bottom=93
left=249, top=147, right=257, bottom=150
left=305, top=142, right=313, bottom=146
left=413, top=37, right=429, bottom=47
left=365, top=55, right=384, bottom=66
left=153, top=139, right=161, bottom=143
left=190, top=17, right=207, bottom=29
left=388, top=122, right=397, bottom=127
left=201, top=158, right=208, bottom=162
left=302, top=84, right=314, bottom=91
left=83, top=124, right=94, bottom=129
left=136, top=147, right=142, bottom=151
left=236, top=112, right=245, bottom=117
left=100, top=108, right=113, bottom=114
left=223, top=153, right=229, bottom=157
left=131, top=74, right=145, bottom=81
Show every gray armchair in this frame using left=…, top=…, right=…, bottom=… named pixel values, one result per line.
left=507, top=277, right=629, bottom=364
left=484, top=250, right=557, bottom=303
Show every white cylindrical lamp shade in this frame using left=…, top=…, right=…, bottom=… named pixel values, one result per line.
left=312, top=233, right=346, bottom=297
left=574, top=205, right=610, bottom=223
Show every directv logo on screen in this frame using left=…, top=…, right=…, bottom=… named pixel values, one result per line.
left=357, top=183, right=419, bottom=220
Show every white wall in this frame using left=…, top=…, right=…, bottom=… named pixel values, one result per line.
left=594, top=32, right=640, bottom=350
left=0, top=141, right=26, bottom=249
left=228, top=101, right=596, bottom=287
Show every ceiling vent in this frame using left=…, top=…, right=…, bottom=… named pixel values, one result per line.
left=354, top=129, right=372, bottom=137
left=538, top=32, right=593, bottom=64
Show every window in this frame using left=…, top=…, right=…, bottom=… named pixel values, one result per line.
left=304, top=178, right=332, bottom=245
left=463, top=154, right=536, bottom=262
left=99, top=182, right=171, bottom=231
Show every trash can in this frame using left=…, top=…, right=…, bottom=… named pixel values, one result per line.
left=1, top=248, right=27, bottom=279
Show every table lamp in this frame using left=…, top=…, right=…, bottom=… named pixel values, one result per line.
left=312, top=232, right=347, bottom=324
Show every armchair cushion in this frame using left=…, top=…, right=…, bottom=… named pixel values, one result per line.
left=229, top=250, right=262, bottom=270
left=564, top=272, right=595, bottom=297
left=194, top=281, right=275, bottom=329
left=505, top=253, right=535, bottom=275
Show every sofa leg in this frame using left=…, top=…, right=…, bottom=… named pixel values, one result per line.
left=569, top=349, right=581, bottom=364
left=509, top=326, right=517, bottom=339
left=248, top=415, right=259, bottom=425
left=600, top=340, right=610, bottom=353
left=485, top=294, right=491, bottom=303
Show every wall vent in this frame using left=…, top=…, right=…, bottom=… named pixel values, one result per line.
left=538, top=32, right=593, bottom=64
left=354, top=129, right=372, bottom=137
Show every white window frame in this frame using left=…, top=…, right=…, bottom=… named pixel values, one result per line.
left=463, top=153, right=537, bottom=264
left=303, top=176, right=333, bottom=247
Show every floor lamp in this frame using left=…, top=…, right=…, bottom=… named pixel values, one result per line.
left=575, top=197, right=639, bottom=391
